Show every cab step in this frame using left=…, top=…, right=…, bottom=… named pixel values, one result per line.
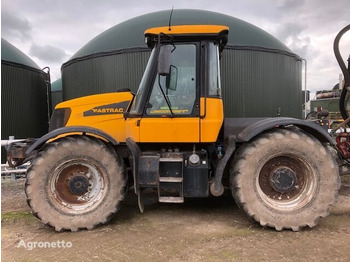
left=159, top=177, right=183, bottom=183
left=159, top=157, right=183, bottom=162
left=159, top=196, right=184, bottom=203
left=158, top=155, right=184, bottom=203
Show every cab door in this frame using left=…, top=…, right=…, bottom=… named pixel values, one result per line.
left=139, top=44, right=200, bottom=143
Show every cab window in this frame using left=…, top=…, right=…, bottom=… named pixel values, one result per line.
left=208, top=42, right=221, bottom=97
left=129, top=49, right=156, bottom=115
left=146, top=44, right=197, bottom=116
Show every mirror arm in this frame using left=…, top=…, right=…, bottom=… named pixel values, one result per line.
left=157, top=75, right=174, bottom=117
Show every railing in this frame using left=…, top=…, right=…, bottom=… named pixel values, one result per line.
left=1, top=162, right=29, bottom=180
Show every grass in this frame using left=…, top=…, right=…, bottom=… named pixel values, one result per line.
left=1, top=211, right=32, bottom=221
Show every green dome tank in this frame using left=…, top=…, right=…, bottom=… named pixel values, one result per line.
left=1, top=38, right=49, bottom=162
left=51, top=78, right=63, bottom=111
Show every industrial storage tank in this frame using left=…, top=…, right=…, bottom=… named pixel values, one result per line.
left=51, top=78, right=63, bottom=111
left=1, top=38, right=50, bottom=162
left=62, top=9, right=302, bottom=118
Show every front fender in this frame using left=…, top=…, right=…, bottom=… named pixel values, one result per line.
left=26, top=126, right=119, bottom=155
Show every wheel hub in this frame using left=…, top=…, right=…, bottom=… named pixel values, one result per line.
left=68, top=175, right=89, bottom=196
left=269, top=167, right=297, bottom=193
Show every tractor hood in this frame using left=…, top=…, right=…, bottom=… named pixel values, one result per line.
left=56, top=92, right=133, bottom=114
left=50, top=91, right=134, bottom=142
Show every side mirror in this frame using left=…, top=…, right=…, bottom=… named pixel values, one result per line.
left=158, top=45, right=172, bottom=76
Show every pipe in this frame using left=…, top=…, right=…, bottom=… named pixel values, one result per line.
left=42, top=67, right=52, bottom=123
left=302, top=58, right=308, bottom=119
left=1, top=138, right=26, bottom=147
left=334, top=25, right=350, bottom=121
left=1, top=163, right=29, bottom=174
left=334, top=25, right=350, bottom=87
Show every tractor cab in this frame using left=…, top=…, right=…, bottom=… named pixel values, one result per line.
left=125, top=25, right=229, bottom=143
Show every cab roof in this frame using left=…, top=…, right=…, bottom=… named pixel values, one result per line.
left=145, top=25, right=229, bottom=50
left=145, top=25, right=229, bottom=36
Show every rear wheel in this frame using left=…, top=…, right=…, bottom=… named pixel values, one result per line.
left=25, top=136, right=127, bottom=231
left=230, top=129, right=340, bottom=231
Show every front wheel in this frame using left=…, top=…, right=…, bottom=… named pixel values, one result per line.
left=230, top=129, right=340, bottom=231
left=25, top=136, right=127, bottom=231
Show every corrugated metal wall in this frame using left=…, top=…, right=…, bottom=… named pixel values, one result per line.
left=51, top=91, right=63, bottom=111
left=62, top=50, right=151, bottom=100
left=62, top=48, right=302, bottom=118
left=1, top=62, right=49, bottom=162
left=221, top=48, right=302, bottom=118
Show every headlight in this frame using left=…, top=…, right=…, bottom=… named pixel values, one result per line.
left=49, top=108, right=71, bottom=132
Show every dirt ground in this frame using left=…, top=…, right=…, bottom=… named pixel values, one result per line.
left=1, top=175, right=350, bottom=262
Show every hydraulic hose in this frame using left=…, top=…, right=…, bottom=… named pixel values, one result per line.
left=334, top=24, right=350, bottom=121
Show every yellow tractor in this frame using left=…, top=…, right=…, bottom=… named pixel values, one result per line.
left=8, top=25, right=340, bottom=232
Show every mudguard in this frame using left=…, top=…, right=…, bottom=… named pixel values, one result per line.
left=224, top=117, right=335, bottom=145
left=26, top=126, right=119, bottom=155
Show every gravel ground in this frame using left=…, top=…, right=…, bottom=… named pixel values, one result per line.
left=1, top=175, right=350, bottom=262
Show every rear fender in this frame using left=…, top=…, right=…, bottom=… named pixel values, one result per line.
left=225, top=117, right=335, bottom=145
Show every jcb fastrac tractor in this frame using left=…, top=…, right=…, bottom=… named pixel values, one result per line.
left=8, top=24, right=350, bottom=232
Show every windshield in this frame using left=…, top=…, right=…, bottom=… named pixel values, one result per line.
left=129, top=49, right=156, bottom=114
left=147, top=44, right=197, bottom=116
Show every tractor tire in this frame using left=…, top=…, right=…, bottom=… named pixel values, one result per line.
left=25, top=136, right=127, bottom=232
left=230, top=129, right=340, bottom=231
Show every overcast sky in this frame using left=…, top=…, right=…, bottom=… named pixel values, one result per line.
left=1, top=0, right=349, bottom=94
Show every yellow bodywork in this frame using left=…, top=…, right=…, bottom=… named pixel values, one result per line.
left=145, top=25, right=229, bottom=36
left=54, top=93, right=223, bottom=144
left=139, top=117, right=200, bottom=143
left=124, top=97, right=223, bottom=143
left=200, top=98, right=224, bottom=142
left=55, top=92, right=133, bottom=143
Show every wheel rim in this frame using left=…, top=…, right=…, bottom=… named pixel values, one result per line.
left=257, top=154, right=317, bottom=211
left=48, top=158, right=107, bottom=213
